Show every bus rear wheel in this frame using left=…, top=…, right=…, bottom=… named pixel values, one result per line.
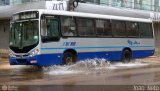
left=122, top=49, right=132, bottom=63
left=63, top=52, right=76, bottom=65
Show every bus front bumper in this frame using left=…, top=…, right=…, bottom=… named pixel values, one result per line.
left=9, top=53, right=62, bottom=66
left=9, top=56, right=38, bottom=65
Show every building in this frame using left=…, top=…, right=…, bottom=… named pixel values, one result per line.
left=0, top=0, right=160, bottom=55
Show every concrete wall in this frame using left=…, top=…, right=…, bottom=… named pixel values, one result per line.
left=0, top=20, right=9, bottom=49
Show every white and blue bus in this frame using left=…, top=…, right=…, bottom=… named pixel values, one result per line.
left=9, top=9, right=155, bottom=66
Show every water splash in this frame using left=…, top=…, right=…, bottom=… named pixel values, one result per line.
left=44, top=58, right=149, bottom=76
left=112, top=62, right=148, bottom=68
left=7, top=58, right=149, bottom=76
left=44, top=58, right=111, bottom=75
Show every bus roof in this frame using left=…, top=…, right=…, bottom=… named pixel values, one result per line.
left=14, top=9, right=152, bottom=23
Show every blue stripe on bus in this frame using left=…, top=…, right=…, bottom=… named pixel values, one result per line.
left=41, top=46, right=154, bottom=50
left=9, top=50, right=154, bottom=66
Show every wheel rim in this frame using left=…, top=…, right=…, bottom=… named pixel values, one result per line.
left=122, top=50, right=131, bottom=62
left=65, top=57, right=73, bottom=65
left=63, top=52, right=76, bottom=65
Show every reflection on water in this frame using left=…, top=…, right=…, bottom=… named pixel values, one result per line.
left=0, top=65, right=44, bottom=83
left=10, top=66, right=43, bottom=81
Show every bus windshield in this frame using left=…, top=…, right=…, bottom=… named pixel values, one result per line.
left=10, top=20, right=39, bottom=53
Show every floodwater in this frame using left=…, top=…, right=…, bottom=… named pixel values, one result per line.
left=0, top=58, right=160, bottom=91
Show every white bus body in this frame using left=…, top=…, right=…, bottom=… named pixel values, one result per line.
left=9, top=9, right=155, bottom=66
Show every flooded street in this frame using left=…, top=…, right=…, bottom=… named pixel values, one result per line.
left=0, top=57, right=160, bottom=91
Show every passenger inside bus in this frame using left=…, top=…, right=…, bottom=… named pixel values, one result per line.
left=62, top=26, right=73, bottom=36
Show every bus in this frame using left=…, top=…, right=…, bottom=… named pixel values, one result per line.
left=9, top=9, right=155, bottom=66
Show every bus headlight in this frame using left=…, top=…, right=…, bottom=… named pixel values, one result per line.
left=29, top=49, right=40, bottom=57
left=9, top=53, right=16, bottom=57
left=9, top=50, right=16, bottom=58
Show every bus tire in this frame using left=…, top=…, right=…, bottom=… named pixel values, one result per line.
left=121, top=49, right=132, bottom=63
left=63, top=52, right=76, bottom=65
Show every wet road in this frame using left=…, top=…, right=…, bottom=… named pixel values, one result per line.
left=0, top=57, right=160, bottom=91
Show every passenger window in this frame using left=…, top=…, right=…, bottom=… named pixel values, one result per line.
left=104, top=20, right=112, bottom=36
left=112, top=20, right=126, bottom=37
left=41, top=15, right=60, bottom=42
left=96, top=19, right=112, bottom=37
left=77, top=18, right=95, bottom=36
left=139, top=23, right=153, bottom=38
left=61, top=16, right=77, bottom=36
left=126, top=22, right=139, bottom=37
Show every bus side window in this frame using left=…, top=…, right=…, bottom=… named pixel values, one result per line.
left=139, top=22, right=153, bottom=38
left=112, top=20, right=126, bottom=37
left=126, top=22, right=139, bottom=37
left=96, top=19, right=104, bottom=36
left=41, top=16, right=60, bottom=42
left=61, top=16, right=77, bottom=36
left=96, top=19, right=112, bottom=37
left=104, top=20, right=112, bottom=37
left=77, top=18, right=95, bottom=36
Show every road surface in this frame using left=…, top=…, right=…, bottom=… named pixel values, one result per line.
left=0, top=57, right=160, bottom=91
